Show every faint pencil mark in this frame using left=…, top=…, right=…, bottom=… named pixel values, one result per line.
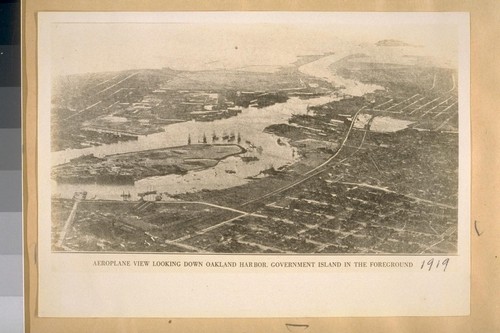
left=474, top=220, right=483, bottom=236
left=286, top=323, right=309, bottom=332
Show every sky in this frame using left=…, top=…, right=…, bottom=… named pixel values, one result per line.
left=47, top=13, right=461, bottom=76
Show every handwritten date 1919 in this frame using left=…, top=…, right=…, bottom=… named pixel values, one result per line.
left=420, top=258, right=449, bottom=272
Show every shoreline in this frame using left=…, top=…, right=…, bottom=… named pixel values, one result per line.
left=52, top=143, right=247, bottom=185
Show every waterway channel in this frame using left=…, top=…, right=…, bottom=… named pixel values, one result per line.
left=52, top=54, right=382, bottom=200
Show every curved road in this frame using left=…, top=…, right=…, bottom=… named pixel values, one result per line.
left=241, top=104, right=368, bottom=207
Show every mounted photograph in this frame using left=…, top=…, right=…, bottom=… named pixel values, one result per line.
left=34, top=11, right=470, bottom=319
left=45, top=14, right=462, bottom=255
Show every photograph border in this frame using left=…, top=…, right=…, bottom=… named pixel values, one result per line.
left=23, top=0, right=500, bottom=332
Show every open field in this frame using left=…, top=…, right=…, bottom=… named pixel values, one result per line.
left=52, top=144, right=245, bottom=184
left=52, top=199, right=256, bottom=252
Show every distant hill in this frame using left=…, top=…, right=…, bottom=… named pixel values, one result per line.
left=376, top=39, right=413, bottom=47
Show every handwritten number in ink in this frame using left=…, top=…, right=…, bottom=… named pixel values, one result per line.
left=442, top=258, right=449, bottom=271
left=420, top=258, right=449, bottom=272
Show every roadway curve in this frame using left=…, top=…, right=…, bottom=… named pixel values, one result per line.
left=241, top=105, right=368, bottom=207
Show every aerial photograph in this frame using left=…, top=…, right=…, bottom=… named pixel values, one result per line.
left=48, top=17, right=460, bottom=254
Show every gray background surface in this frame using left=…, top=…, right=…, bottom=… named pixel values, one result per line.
left=0, top=1, right=23, bottom=331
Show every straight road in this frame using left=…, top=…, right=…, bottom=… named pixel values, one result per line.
left=96, top=72, right=139, bottom=95
left=61, top=101, right=103, bottom=122
left=61, top=72, right=139, bottom=122
left=337, top=181, right=457, bottom=209
left=56, top=199, right=80, bottom=247
left=409, top=96, right=441, bottom=115
left=173, top=213, right=250, bottom=243
left=385, top=94, right=419, bottom=111
left=421, top=96, right=455, bottom=117
left=433, top=101, right=458, bottom=119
